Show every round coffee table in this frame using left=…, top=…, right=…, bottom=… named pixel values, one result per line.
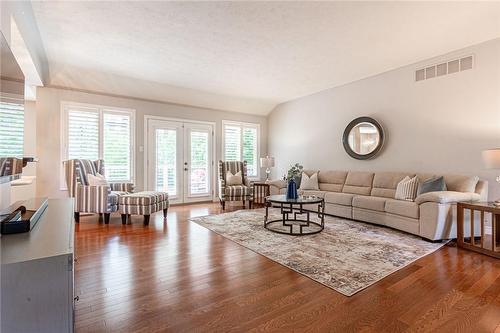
left=264, top=194, right=325, bottom=236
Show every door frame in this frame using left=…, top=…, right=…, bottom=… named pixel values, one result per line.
left=143, top=115, right=217, bottom=204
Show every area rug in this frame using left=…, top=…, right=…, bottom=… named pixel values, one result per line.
left=189, top=208, right=447, bottom=296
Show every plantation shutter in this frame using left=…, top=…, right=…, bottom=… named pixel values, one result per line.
left=242, top=127, right=257, bottom=177
left=0, top=101, right=24, bottom=157
left=223, top=122, right=259, bottom=178
left=103, top=112, right=131, bottom=181
left=67, top=109, right=99, bottom=160
left=224, top=125, right=241, bottom=161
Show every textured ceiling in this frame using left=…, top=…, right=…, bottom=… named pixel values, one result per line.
left=32, top=1, right=500, bottom=115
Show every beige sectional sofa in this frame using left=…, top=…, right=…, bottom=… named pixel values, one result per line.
left=267, top=170, right=487, bottom=241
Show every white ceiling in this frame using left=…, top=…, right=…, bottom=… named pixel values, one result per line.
left=32, top=1, right=500, bottom=115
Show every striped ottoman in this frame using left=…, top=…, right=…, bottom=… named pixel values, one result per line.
left=119, top=191, right=169, bottom=225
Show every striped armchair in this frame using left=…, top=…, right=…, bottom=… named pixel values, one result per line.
left=218, top=160, right=253, bottom=210
left=64, top=159, right=134, bottom=224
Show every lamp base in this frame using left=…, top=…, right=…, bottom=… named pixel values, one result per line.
left=265, top=168, right=271, bottom=181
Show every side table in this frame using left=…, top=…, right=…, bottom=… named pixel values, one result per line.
left=457, top=201, right=500, bottom=259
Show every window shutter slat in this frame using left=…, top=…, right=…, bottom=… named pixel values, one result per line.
left=103, top=112, right=131, bottom=182
left=67, top=110, right=99, bottom=161
left=0, top=102, right=24, bottom=157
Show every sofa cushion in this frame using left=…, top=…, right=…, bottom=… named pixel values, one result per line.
left=352, top=195, right=387, bottom=212
left=224, top=185, right=251, bottom=197
left=342, top=171, right=374, bottom=195
left=417, top=176, right=447, bottom=195
left=371, top=172, right=414, bottom=198
left=299, top=189, right=327, bottom=198
left=119, top=191, right=169, bottom=205
left=318, top=170, right=348, bottom=192
left=385, top=199, right=419, bottom=219
left=300, top=172, right=319, bottom=190
left=443, top=174, right=479, bottom=193
left=324, top=192, right=355, bottom=206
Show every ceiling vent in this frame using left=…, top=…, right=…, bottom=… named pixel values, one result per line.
left=415, top=55, right=473, bottom=82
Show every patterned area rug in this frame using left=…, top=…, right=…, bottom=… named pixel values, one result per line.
left=190, top=208, right=446, bottom=296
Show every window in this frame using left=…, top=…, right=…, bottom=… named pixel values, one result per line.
left=222, top=121, right=260, bottom=178
left=0, top=99, right=24, bottom=158
left=62, top=102, right=135, bottom=183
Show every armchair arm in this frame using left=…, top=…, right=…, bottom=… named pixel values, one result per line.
left=109, top=182, right=135, bottom=193
left=415, top=191, right=481, bottom=205
left=75, top=184, right=111, bottom=213
left=218, top=178, right=226, bottom=199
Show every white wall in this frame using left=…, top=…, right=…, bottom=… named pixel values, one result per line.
left=35, top=87, right=267, bottom=198
left=268, top=38, right=500, bottom=199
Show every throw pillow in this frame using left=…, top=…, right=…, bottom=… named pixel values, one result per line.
left=300, top=172, right=319, bottom=190
left=395, top=176, right=419, bottom=201
left=226, top=171, right=243, bottom=186
left=417, top=176, right=447, bottom=196
left=87, top=173, right=109, bottom=186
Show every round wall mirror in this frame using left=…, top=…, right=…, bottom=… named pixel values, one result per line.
left=342, top=117, right=384, bottom=160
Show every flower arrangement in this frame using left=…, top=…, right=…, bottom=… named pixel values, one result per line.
left=287, top=163, right=303, bottom=181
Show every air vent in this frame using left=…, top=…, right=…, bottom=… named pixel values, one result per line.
left=415, top=55, right=473, bottom=82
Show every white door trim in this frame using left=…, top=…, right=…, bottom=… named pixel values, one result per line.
left=143, top=115, right=216, bottom=204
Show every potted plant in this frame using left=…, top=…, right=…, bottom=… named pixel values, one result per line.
left=286, top=163, right=303, bottom=199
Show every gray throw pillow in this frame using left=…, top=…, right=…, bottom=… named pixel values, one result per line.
left=417, top=176, right=447, bottom=196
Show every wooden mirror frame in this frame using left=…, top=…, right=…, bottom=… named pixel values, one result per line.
left=342, top=117, right=384, bottom=160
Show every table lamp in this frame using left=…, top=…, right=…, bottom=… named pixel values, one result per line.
left=260, top=156, right=275, bottom=181
left=482, top=148, right=500, bottom=204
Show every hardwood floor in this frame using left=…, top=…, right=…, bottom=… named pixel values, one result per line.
left=75, top=202, right=500, bottom=332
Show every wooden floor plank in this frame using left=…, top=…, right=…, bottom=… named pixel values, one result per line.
left=74, top=202, right=500, bottom=332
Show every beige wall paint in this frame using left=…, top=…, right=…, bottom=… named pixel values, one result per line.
left=268, top=38, right=500, bottom=199
left=35, top=87, right=267, bottom=198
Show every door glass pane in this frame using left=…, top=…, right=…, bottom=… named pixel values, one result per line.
left=156, top=128, right=177, bottom=196
left=190, top=131, right=209, bottom=195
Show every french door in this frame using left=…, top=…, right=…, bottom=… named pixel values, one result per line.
left=146, top=118, right=214, bottom=204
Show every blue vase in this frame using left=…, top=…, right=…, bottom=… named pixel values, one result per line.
left=286, top=178, right=298, bottom=200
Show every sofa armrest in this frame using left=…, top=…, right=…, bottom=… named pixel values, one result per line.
left=415, top=191, right=481, bottom=205
left=266, top=179, right=287, bottom=189
left=110, top=182, right=134, bottom=193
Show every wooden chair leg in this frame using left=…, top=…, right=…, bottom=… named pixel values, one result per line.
left=249, top=200, right=252, bottom=209
left=243, top=200, right=246, bottom=208
left=104, top=213, right=110, bottom=224
left=74, top=212, right=80, bottom=223
left=121, top=214, right=127, bottom=225
left=221, top=200, right=225, bottom=210
left=144, top=215, right=150, bottom=226
left=163, top=208, right=168, bottom=218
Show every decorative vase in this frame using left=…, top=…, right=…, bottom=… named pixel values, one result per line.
left=286, top=178, right=298, bottom=200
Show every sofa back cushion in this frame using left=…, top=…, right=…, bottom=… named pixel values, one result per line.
left=318, top=170, right=348, bottom=192
left=371, top=172, right=414, bottom=198
left=443, top=174, right=479, bottom=193
left=416, top=173, right=479, bottom=193
left=342, top=171, right=374, bottom=195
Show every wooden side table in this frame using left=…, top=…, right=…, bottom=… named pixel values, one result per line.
left=457, top=201, right=500, bottom=259
left=252, top=182, right=270, bottom=206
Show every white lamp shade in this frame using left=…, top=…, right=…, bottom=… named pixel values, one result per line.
left=482, top=149, right=500, bottom=169
left=260, top=156, right=275, bottom=168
